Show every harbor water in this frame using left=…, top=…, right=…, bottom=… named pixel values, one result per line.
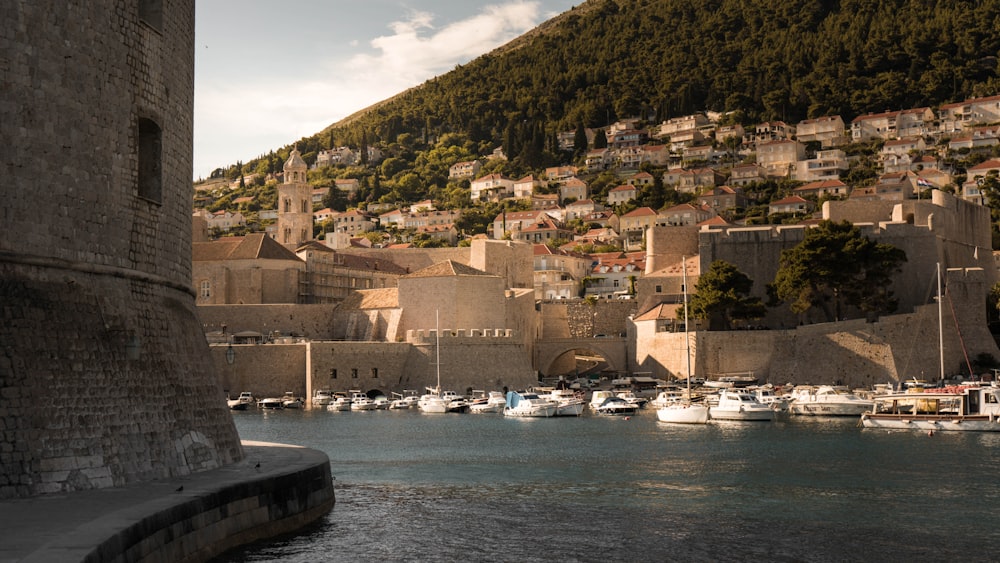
left=216, top=408, right=1000, bottom=562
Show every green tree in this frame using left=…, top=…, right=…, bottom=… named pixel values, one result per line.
left=769, top=220, right=907, bottom=322
left=686, top=261, right=765, bottom=330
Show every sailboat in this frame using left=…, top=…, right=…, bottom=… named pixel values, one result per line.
left=418, top=310, right=454, bottom=414
left=656, top=256, right=710, bottom=424
left=860, top=263, right=1000, bottom=431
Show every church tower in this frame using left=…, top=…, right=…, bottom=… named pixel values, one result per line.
left=277, top=149, right=314, bottom=248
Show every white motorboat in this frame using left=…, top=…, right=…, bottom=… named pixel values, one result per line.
left=468, top=391, right=507, bottom=413
left=281, top=392, right=303, bottom=409
left=312, top=389, right=334, bottom=407
left=709, top=389, right=776, bottom=421
left=227, top=391, right=254, bottom=411
left=350, top=391, right=377, bottom=411
left=788, top=385, right=872, bottom=416
left=418, top=387, right=450, bottom=413
left=592, top=396, right=638, bottom=416
left=372, top=395, right=390, bottom=409
left=615, top=390, right=649, bottom=409
left=327, top=392, right=351, bottom=411
left=503, top=391, right=558, bottom=418
left=650, top=388, right=685, bottom=409
left=389, top=390, right=420, bottom=409
left=257, top=396, right=284, bottom=410
left=656, top=257, right=711, bottom=425
left=544, top=388, right=586, bottom=416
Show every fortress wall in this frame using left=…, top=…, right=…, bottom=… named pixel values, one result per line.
left=342, top=247, right=470, bottom=274
left=631, top=268, right=1000, bottom=387
left=470, top=239, right=535, bottom=289
left=645, top=226, right=700, bottom=273
left=537, top=300, right=638, bottom=339
left=0, top=1, right=244, bottom=498
left=198, top=304, right=337, bottom=340
left=211, top=338, right=535, bottom=401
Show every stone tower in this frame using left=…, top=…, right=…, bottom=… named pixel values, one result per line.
left=0, top=0, right=243, bottom=498
left=277, top=149, right=314, bottom=247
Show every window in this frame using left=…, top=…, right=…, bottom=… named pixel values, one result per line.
left=351, top=368, right=358, bottom=379
left=329, top=368, right=337, bottom=379
left=199, top=280, right=210, bottom=299
left=302, top=200, right=309, bottom=213
left=655, top=285, right=663, bottom=293
left=137, top=118, right=162, bottom=204
left=371, top=368, right=378, bottom=378
left=138, top=0, right=163, bottom=33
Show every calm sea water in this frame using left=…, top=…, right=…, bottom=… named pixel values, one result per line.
left=215, top=407, right=1000, bottom=562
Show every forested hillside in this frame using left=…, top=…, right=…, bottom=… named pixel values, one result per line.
left=203, top=0, right=1000, bottom=214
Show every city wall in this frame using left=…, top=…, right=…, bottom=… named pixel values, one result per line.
left=210, top=330, right=537, bottom=402
left=632, top=268, right=1000, bottom=387
left=198, top=304, right=337, bottom=340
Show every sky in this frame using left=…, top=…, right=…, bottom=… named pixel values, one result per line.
left=193, top=0, right=579, bottom=180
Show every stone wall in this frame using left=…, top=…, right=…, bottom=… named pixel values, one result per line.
left=645, top=225, right=700, bottom=274
left=198, top=304, right=337, bottom=340
left=0, top=1, right=243, bottom=499
left=210, top=335, right=537, bottom=402
left=631, top=268, right=1000, bottom=387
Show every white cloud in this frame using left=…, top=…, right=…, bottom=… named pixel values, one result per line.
left=193, top=1, right=546, bottom=179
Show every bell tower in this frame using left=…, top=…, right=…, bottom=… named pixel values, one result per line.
left=277, top=148, right=314, bottom=247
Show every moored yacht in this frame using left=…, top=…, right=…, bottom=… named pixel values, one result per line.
left=709, top=389, right=776, bottom=421
left=503, top=391, right=558, bottom=418
left=788, top=385, right=873, bottom=416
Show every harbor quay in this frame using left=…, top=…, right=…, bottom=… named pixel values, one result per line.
left=0, top=441, right=334, bottom=562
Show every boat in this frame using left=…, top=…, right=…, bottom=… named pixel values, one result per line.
left=503, top=391, right=558, bottom=417
left=281, top=392, right=303, bottom=409
left=860, top=385, right=1000, bottom=431
left=615, top=390, right=649, bottom=409
left=327, top=392, right=352, bottom=411
left=708, top=389, right=776, bottom=421
left=704, top=372, right=758, bottom=389
left=468, top=391, right=507, bottom=413
left=592, top=396, right=638, bottom=416
left=389, top=390, right=420, bottom=409
left=312, top=389, right=334, bottom=407
left=860, top=263, right=1000, bottom=432
left=372, top=395, right=390, bottom=409
left=650, top=388, right=686, bottom=409
left=657, top=257, right=711, bottom=425
left=788, top=385, right=872, bottom=416
left=418, top=311, right=466, bottom=414
left=350, top=391, right=377, bottom=411
left=544, top=388, right=586, bottom=417
left=227, top=391, right=255, bottom=411
left=257, top=396, right=284, bottom=410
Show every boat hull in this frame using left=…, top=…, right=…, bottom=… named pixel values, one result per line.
left=554, top=401, right=586, bottom=417
left=791, top=403, right=872, bottom=416
left=860, top=413, right=1000, bottom=432
left=656, top=404, right=710, bottom=424
left=504, top=405, right=557, bottom=417
left=709, top=407, right=775, bottom=421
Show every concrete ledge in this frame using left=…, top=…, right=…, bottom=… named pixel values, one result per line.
left=0, top=441, right=335, bottom=563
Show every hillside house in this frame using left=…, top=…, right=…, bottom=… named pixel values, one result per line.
left=939, top=94, right=1000, bottom=133
left=756, top=139, right=806, bottom=177
left=585, top=148, right=612, bottom=170
left=657, top=203, right=714, bottom=226
left=564, top=199, right=602, bottom=222
left=619, top=207, right=659, bottom=250
left=663, top=167, right=722, bottom=193
left=327, top=209, right=376, bottom=234
left=697, top=186, right=746, bottom=214
left=795, top=115, right=846, bottom=147
left=493, top=210, right=558, bottom=239
left=449, top=160, right=482, bottom=180
left=653, top=113, right=710, bottom=139
left=728, top=163, right=767, bottom=186
left=793, top=149, right=848, bottom=182
left=560, top=177, right=588, bottom=203
left=768, top=195, right=812, bottom=216
left=315, top=147, right=357, bottom=167
left=793, top=179, right=850, bottom=199
left=745, top=121, right=794, bottom=145
left=948, top=125, right=1000, bottom=151
left=586, top=253, right=646, bottom=298
left=533, top=245, right=590, bottom=300
left=470, top=173, right=514, bottom=202
left=545, top=166, right=579, bottom=181
left=514, top=175, right=541, bottom=199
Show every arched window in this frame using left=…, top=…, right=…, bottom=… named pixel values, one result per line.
left=302, top=199, right=309, bottom=213
left=283, top=198, right=291, bottom=213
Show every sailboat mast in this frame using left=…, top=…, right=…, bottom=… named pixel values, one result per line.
left=683, top=257, right=691, bottom=394
left=937, top=262, right=944, bottom=381
left=436, top=309, right=441, bottom=392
